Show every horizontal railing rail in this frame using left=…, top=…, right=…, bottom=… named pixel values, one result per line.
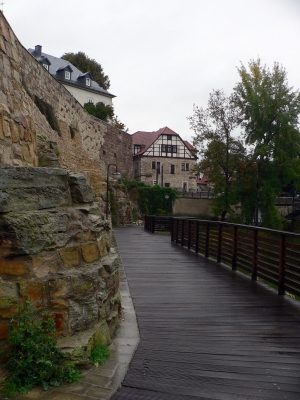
left=177, top=190, right=213, bottom=198
left=144, top=216, right=172, bottom=233
left=145, top=216, right=300, bottom=298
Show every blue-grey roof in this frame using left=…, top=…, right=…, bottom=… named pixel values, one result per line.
left=28, top=47, right=115, bottom=99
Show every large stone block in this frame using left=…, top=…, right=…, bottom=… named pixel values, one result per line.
left=58, top=245, right=81, bottom=268
left=0, top=322, right=8, bottom=340
left=68, top=297, right=98, bottom=332
left=0, top=259, right=29, bottom=278
left=68, top=173, right=95, bottom=204
left=0, top=210, right=71, bottom=255
left=32, top=251, right=63, bottom=278
left=81, top=242, right=99, bottom=263
left=0, top=281, right=18, bottom=318
left=49, top=278, right=72, bottom=299
left=18, top=281, right=47, bottom=309
left=0, top=167, right=71, bottom=212
left=58, top=321, right=112, bottom=364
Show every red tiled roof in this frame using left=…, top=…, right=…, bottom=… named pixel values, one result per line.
left=183, top=140, right=195, bottom=151
left=197, top=173, right=209, bottom=185
left=132, top=126, right=193, bottom=156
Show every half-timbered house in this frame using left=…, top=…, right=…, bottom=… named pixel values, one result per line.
left=132, top=127, right=197, bottom=191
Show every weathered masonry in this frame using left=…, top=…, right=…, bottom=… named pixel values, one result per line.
left=0, top=167, right=121, bottom=362
left=0, top=12, right=133, bottom=194
left=0, top=9, right=131, bottom=376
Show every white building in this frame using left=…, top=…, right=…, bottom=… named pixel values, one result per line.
left=28, top=45, right=115, bottom=107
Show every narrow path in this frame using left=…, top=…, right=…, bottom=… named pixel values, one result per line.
left=112, top=226, right=300, bottom=400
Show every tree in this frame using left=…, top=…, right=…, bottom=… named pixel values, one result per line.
left=84, top=101, right=114, bottom=122
left=112, top=115, right=128, bottom=131
left=234, top=59, right=300, bottom=228
left=61, top=52, right=110, bottom=90
left=84, top=102, right=128, bottom=131
left=188, top=89, right=245, bottom=221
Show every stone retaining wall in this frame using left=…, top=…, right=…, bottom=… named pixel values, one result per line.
left=0, top=12, right=133, bottom=198
left=0, top=167, right=121, bottom=365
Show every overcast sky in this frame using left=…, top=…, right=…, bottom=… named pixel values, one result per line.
left=5, top=0, right=300, bottom=142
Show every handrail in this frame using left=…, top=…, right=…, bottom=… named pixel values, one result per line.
left=145, top=216, right=300, bottom=298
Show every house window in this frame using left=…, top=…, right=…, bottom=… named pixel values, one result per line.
left=161, top=144, right=177, bottom=154
left=183, top=182, right=188, bottom=191
left=152, top=161, right=156, bottom=169
left=167, top=135, right=172, bottom=140
left=170, top=165, right=175, bottom=174
left=182, top=163, right=189, bottom=171
left=87, top=98, right=94, bottom=103
left=181, top=163, right=185, bottom=171
left=65, top=71, right=71, bottom=80
left=43, top=64, right=49, bottom=71
left=86, top=78, right=91, bottom=86
left=134, top=145, right=141, bottom=154
left=165, top=183, right=170, bottom=187
left=156, top=162, right=161, bottom=172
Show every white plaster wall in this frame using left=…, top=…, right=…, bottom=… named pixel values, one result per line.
left=63, top=84, right=113, bottom=107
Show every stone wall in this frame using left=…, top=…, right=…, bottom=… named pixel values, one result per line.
left=0, top=167, right=121, bottom=363
left=0, top=13, right=133, bottom=198
left=136, top=156, right=197, bottom=191
left=173, top=197, right=213, bottom=216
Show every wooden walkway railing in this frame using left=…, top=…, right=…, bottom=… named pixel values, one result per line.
left=144, top=215, right=171, bottom=233
left=144, top=216, right=300, bottom=298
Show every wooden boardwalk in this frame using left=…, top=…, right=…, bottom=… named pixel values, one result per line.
left=112, top=226, right=300, bottom=400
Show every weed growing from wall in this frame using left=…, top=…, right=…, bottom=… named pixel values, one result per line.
left=34, top=96, right=62, bottom=136
left=2, top=302, right=80, bottom=397
left=89, top=344, right=110, bottom=367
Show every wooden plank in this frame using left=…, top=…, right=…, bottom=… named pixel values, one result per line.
left=257, top=271, right=278, bottom=286
left=114, top=226, right=300, bottom=400
left=258, top=235, right=279, bottom=246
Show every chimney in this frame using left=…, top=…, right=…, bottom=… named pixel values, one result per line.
left=35, top=45, right=42, bottom=57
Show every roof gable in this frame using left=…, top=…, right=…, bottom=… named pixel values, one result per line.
left=56, top=65, right=73, bottom=73
left=132, top=126, right=196, bottom=158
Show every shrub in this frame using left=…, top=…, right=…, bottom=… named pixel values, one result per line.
left=2, top=302, right=80, bottom=397
left=89, top=344, right=110, bottom=366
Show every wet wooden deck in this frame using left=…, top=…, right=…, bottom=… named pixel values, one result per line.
left=112, top=226, right=300, bottom=400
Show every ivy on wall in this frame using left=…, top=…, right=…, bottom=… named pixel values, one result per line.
left=123, top=180, right=178, bottom=216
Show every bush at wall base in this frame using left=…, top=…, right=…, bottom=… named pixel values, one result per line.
left=2, top=301, right=80, bottom=398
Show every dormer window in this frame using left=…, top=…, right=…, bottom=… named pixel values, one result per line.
left=65, top=71, right=71, bottom=80
left=86, top=78, right=91, bottom=86
left=43, top=64, right=49, bottom=71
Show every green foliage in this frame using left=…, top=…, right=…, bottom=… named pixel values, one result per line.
left=188, top=89, right=245, bottom=221
left=234, top=58, right=300, bottom=228
left=84, top=102, right=128, bottom=130
left=89, top=345, right=110, bottom=366
left=112, top=115, right=128, bottom=132
left=34, top=96, right=62, bottom=136
left=84, top=101, right=114, bottom=123
left=189, top=60, right=300, bottom=229
left=61, top=51, right=110, bottom=90
left=123, top=179, right=178, bottom=216
left=2, top=302, right=80, bottom=397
